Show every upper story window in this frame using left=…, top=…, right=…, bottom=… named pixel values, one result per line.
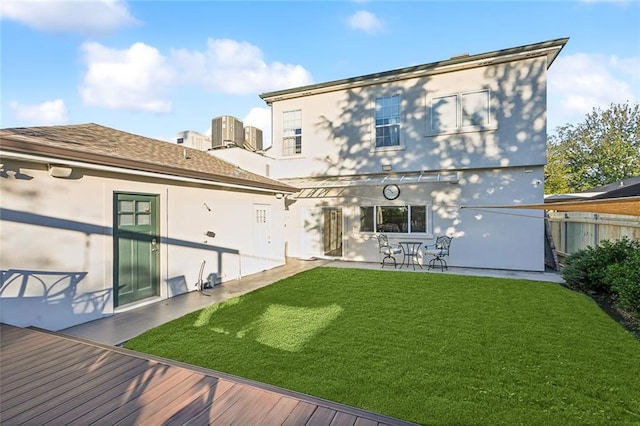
left=430, top=89, right=491, bottom=133
left=283, top=109, right=302, bottom=156
left=375, top=95, right=401, bottom=148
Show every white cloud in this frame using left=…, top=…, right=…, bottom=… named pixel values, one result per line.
left=243, top=107, right=272, bottom=147
left=0, top=0, right=140, bottom=35
left=9, top=99, right=69, bottom=125
left=347, top=10, right=384, bottom=34
left=77, top=38, right=311, bottom=114
left=171, top=38, right=313, bottom=95
left=79, top=41, right=175, bottom=112
left=548, top=53, right=639, bottom=129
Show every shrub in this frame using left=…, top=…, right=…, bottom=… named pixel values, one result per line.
left=562, top=237, right=640, bottom=292
left=562, top=247, right=599, bottom=290
left=605, top=250, right=640, bottom=315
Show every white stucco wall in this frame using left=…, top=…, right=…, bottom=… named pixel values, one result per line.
left=283, top=166, right=545, bottom=271
left=268, top=57, right=548, bottom=179
left=0, top=158, right=286, bottom=330
left=266, top=55, right=549, bottom=271
left=207, top=147, right=273, bottom=177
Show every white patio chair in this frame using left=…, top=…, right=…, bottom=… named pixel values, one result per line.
left=376, top=234, right=403, bottom=268
left=424, top=236, right=453, bottom=271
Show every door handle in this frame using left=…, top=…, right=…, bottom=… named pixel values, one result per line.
left=151, top=238, right=158, bottom=252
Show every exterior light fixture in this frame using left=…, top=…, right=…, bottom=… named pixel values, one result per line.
left=48, top=164, right=73, bottom=178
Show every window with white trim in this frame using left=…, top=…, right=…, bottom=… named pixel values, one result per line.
left=375, top=95, right=401, bottom=147
left=360, top=205, right=427, bottom=233
left=430, top=89, right=491, bottom=133
left=283, top=109, right=302, bottom=156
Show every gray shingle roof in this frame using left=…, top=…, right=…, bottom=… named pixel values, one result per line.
left=0, top=123, right=295, bottom=193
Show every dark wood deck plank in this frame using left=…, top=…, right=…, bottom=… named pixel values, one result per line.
left=1, top=325, right=80, bottom=356
left=152, top=376, right=235, bottom=425
left=50, top=363, right=178, bottom=425
left=1, top=347, right=111, bottom=408
left=112, top=372, right=210, bottom=425
left=282, top=401, right=318, bottom=426
left=1, top=323, right=44, bottom=343
left=0, top=324, right=417, bottom=426
left=1, top=353, right=135, bottom=423
left=0, top=327, right=56, bottom=354
left=0, top=344, right=106, bottom=393
left=308, top=405, right=339, bottom=424
left=68, top=366, right=194, bottom=425
left=0, top=322, right=25, bottom=338
left=354, top=418, right=380, bottom=426
left=258, top=395, right=301, bottom=425
left=330, top=411, right=358, bottom=426
left=0, top=348, right=124, bottom=408
left=209, top=385, right=285, bottom=425
left=129, top=375, right=222, bottom=425
left=0, top=336, right=83, bottom=370
left=184, top=381, right=249, bottom=425
left=23, top=357, right=149, bottom=425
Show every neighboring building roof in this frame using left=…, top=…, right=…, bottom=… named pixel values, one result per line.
left=546, top=176, right=640, bottom=203
left=0, top=123, right=296, bottom=193
left=588, top=176, right=640, bottom=199
left=260, top=37, right=569, bottom=103
left=531, top=177, right=640, bottom=215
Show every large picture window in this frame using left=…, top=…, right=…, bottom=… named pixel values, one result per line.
left=431, top=89, right=491, bottom=132
left=375, top=95, right=401, bottom=147
left=283, top=109, right=302, bottom=156
left=360, top=205, right=427, bottom=234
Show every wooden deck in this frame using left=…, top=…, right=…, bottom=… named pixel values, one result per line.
left=0, top=324, right=416, bottom=425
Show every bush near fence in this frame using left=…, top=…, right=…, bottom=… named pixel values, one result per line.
left=562, top=237, right=640, bottom=315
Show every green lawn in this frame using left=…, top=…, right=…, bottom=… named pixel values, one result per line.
left=125, top=268, right=640, bottom=425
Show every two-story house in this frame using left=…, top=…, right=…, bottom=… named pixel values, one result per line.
left=260, top=38, right=569, bottom=271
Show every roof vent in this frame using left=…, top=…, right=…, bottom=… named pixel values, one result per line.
left=450, top=53, right=469, bottom=60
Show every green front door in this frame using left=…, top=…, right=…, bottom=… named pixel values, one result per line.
left=114, top=193, right=159, bottom=307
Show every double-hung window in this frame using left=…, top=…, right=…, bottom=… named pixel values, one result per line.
left=430, top=89, right=491, bottom=133
left=283, top=109, right=302, bottom=156
left=375, top=95, right=401, bottom=148
left=360, top=205, right=428, bottom=234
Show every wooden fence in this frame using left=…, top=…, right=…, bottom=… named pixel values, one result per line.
left=547, top=211, right=640, bottom=264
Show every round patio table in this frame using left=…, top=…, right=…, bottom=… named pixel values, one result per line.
left=398, top=241, right=423, bottom=270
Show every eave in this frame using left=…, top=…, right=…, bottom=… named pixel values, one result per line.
left=1, top=136, right=296, bottom=194
left=260, top=37, right=569, bottom=104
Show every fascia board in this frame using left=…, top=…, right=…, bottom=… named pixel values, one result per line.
left=1, top=147, right=297, bottom=194
left=260, top=38, right=569, bottom=104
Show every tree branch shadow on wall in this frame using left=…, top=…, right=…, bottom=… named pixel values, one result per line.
left=305, top=60, right=548, bottom=261
left=0, top=270, right=111, bottom=330
left=0, top=207, right=241, bottom=328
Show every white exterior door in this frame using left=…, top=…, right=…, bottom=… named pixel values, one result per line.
left=253, top=204, right=272, bottom=271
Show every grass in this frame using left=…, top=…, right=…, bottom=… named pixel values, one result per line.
left=125, top=267, right=640, bottom=425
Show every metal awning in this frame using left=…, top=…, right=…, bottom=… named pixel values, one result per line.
left=282, top=171, right=459, bottom=198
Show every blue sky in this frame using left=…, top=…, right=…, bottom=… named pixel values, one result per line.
left=1, top=1, right=639, bottom=147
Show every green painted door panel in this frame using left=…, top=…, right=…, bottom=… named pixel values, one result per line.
left=114, top=194, right=159, bottom=307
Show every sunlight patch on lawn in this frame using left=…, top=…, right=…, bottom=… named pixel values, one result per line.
left=239, top=304, right=343, bottom=352
left=193, top=297, right=241, bottom=327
